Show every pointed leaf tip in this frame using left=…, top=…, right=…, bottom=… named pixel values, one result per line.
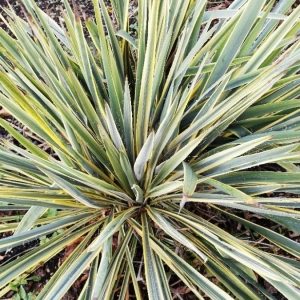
left=179, top=194, right=188, bottom=214
left=134, top=132, right=155, bottom=181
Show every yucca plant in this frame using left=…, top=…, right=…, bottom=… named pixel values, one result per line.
left=1, top=0, right=300, bottom=298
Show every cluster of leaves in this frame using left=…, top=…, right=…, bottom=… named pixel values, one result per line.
left=0, top=0, right=300, bottom=299
left=9, top=275, right=41, bottom=300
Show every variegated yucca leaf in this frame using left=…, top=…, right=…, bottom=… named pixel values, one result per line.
left=1, top=0, right=300, bottom=299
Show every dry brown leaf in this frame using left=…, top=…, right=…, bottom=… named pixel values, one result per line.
left=74, top=274, right=89, bottom=289
left=61, top=236, right=85, bottom=263
left=289, top=232, right=299, bottom=238
left=171, top=285, right=192, bottom=298
left=0, top=108, right=11, bottom=118
left=209, top=4, right=226, bottom=11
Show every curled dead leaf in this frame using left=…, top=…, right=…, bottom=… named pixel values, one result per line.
left=61, top=236, right=85, bottom=263
left=0, top=108, right=11, bottom=118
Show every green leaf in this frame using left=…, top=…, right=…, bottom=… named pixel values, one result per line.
left=183, top=162, right=198, bottom=196
left=44, top=209, right=57, bottom=218
left=131, top=184, right=144, bottom=204
left=90, top=216, right=112, bottom=300
left=0, top=212, right=92, bottom=252
left=141, top=213, right=169, bottom=299
left=134, top=131, right=154, bottom=181
left=205, top=0, right=266, bottom=88
left=123, top=78, right=134, bottom=162
left=116, top=29, right=137, bottom=49
left=241, top=4, right=300, bottom=74
left=27, top=275, right=41, bottom=282
left=147, top=207, right=207, bottom=262
left=135, top=0, right=159, bottom=151
left=105, top=103, right=124, bottom=150
left=39, top=169, right=103, bottom=209
left=265, top=278, right=300, bottom=299
left=151, top=130, right=209, bottom=187
left=34, top=220, right=101, bottom=299
left=87, top=208, right=137, bottom=252
left=147, top=181, right=183, bottom=198
left=9, top=283, right=20, bottom=292
left=13, top=206, right=47, bottom=237
left=219, top=207, right=300, bottom=258
left=130, top=218, right=233, bottom=300
left=12, top=293, right=21, bottom=300
left=181, top=162, right=198, bottom=211
left=19, top=285, right=27, bottom=300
